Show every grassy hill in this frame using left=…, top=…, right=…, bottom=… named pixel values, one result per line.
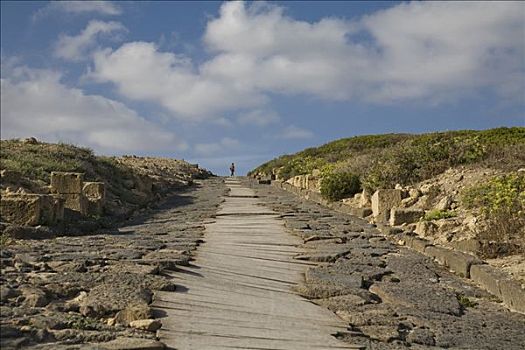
left=0, top=139, right=212, bottom=218
left=250, top=127, right=525, bottom=192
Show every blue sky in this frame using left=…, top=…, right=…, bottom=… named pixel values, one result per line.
left=1, top=1, right=524, bottom=175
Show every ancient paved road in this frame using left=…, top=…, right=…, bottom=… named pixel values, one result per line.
left=153, top=178, right=354, bottom=349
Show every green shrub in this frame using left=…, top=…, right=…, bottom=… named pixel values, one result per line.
left=423, top=210, right=457, bottom=221
left=462, top=173, right=525, bottom=244
left=320, top=171, right=361, bottom=201
left=277, top=156, right=327, bottom=180
left=457, top=294, right=478, bottom=308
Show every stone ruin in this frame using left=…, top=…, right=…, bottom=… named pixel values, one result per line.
left=0, top=172, right=105, bottom=226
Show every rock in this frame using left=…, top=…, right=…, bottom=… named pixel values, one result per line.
left=371, top=189, right=402, bottom=222
left=359, top=189, right=371, bottom=208
left=100, top=337, right=166, bottom=350
left=20, top=286, right=49, bottom=307
left=65, top=291, right=88, bottom=311
left=389, top=209, right=425, bottom=226
left=408, top=188, right=421, bottom=199
left=420, top=183, right=438, bottom=195
left=400, top=197, right=418, bottom=208
left=415, top=221, right=437, bottom=237
left=1, top=287, right=19, bottom=302
left=115, top=303, right=153, bottom=325
left=50, top=172, right=84, bottom=194
left=435, top=196, right=453, bottom=211
left=80, top=284, right=152, bottom=318
left=129, top=318, right=162, bottom=332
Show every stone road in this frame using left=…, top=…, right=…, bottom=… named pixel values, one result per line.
left=154, top=178, right=355, bottom=349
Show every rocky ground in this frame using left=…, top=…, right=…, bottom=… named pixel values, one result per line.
left=0, top=178, right=226, bottom=349
left=248, top=179, right=525, bottom=350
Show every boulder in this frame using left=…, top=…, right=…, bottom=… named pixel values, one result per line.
left=129, top=319, right=162, bottom=332
left=371, top=189, right=402, bottom=222
left=50, top=172, right=84, bottom=194
left=415, top=221, right=437, bottom=237
left=389, top=209, right=425, bottom=226
left=115, top=304, right=153, bottom=325
left=435, top=196, right=453, bottom=211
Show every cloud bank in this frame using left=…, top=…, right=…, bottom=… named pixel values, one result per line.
left=0, top=67, right=184, bottom=153
left=89, top=1, right=524, bottom=122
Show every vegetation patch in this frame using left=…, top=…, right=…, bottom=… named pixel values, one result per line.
left=320, top=171, right=361, bottom=201
left=462, top=173, right=525, bottom=249
left=457, top=294, right=478, bottom=308
left=423, top=210, right=457, bottom=221
left=251, top=127, right=525, bottom=192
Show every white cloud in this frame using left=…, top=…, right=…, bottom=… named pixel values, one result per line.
left=194, top=137, right=240, bottom=156
left=278, top=125, right=313, bottom=140
left=90, top=42, right=265, bottom=120
left=237, top=109, right=279, bottom=126
left=0, top=66, right=184, bottom=153
left=34, top=1, right=121, bottom=19
left=55, top=20, right=126, bottom=61
left=89, top=1, right=524, bottom=122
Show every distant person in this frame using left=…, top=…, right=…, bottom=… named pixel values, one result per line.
left=230, top=163, right=235, bottom=177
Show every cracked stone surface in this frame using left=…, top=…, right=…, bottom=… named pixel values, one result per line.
left=249, top=179, right=525, bottom=350
left=0, top=178, right=226, bottom=349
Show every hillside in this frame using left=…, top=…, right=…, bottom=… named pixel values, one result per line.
left=0, top=138, right=213, bottom=224
left=250, top=127, right=525, bottom=260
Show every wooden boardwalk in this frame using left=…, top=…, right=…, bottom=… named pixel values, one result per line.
left=154, top=178, right=354, bottom=349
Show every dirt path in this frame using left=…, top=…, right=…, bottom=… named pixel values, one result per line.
left=154, top=178, right=354, bottom=349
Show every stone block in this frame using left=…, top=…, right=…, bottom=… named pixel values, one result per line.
left=470, top=264, right=525, bottom=313
left=425, top=245, right=481, bottom=278
left=451, top=239, right=481, bottom=255
left=371, top=189, right=402, bottom=222
left=470, top=264, right=505, bottom=297
left=424, top=245, right=450, bottom=266
left=499, top=279, right=525, bottom=314
left=0, top=194, right=41, bottom=226
left=50, top=172, right=84, bottom=194
left=83, top=182, right=105, bottom=200
left=404, top=235, right=432, bottom=253
left=390, top=208, right=425, bottom=226
left=63, top=193, right=88, bottom=216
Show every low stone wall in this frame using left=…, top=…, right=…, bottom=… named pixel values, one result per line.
left=271, top=179, right=525, bottom=314
left=0, top=172, right=106, bottom=226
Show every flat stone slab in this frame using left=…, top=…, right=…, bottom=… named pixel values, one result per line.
left=154, top=178, right=353, bottom=349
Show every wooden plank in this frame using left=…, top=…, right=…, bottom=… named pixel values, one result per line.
left=154, top=179, right=355, bottom=349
